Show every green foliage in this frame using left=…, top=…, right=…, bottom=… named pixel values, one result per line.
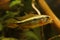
left=6, top=11, right=20, bottom=17
left=0, top=37, right=18, bottom=40
left=9, top=0, right=22, bottom=7
left=2, top=0, right=23, bottom=19
left=24, top=30, right=39, bottom=40
left=0, top=23, right=3, bottom=31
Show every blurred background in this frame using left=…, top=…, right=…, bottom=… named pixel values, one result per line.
left=0, top=0, right=60, bottom=40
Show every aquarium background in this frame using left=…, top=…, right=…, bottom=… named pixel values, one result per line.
left=0, top=0, right=60, bottom=40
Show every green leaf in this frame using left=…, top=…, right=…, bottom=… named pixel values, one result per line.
left=9, top=0, right=22, bottom=7
left=24, top=30, right=39, bottom=40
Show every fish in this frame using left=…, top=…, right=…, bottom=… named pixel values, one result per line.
left=15, top=15, right=52, bottom=29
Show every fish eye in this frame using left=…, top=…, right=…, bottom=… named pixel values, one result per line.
left=46, top=16, right=50, bottom=18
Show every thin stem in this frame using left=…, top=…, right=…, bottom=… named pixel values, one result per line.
left=32, top=0, right=41, bottom=15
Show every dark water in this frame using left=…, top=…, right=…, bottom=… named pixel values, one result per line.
left=46, top=0, right=60, bottom=19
